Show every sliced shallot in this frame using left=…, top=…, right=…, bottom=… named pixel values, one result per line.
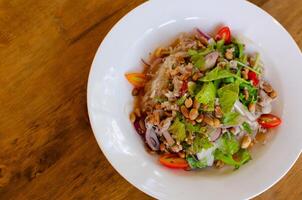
left=209, top=128, right=222, bottom=142
left=163, top=131, right=175, bottom=146
left=196, top=28, right=210, bottom=40
left=204, top=51, right=219, bottom=70
left=145, top=127, right=160, bottom=151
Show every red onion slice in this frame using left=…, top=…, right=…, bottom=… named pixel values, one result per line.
left=196, top=28, right=210, bottom=40
left=204, top=51, right=219, bottom=70
left=141, top=58, right=151, bottom=67
left=145, top=127, right=160, bottom=151
left=209, top=128, right=222, bottom=142
left=133, top=118, right=146, bottom=135
left=163, top=131, right=175, bottom=146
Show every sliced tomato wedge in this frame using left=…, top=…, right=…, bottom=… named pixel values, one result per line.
left=159, top=154, right=188, bottom=169
left=215, top=26, right=231, bottom=44
left=248, top=71, right=259, bottom=86
left=258, top=114, right=282, bottom=128
left=125, top=73, right=146, bottom=88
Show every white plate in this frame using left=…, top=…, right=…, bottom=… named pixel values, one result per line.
left=87, top=0, right=302, bottom=199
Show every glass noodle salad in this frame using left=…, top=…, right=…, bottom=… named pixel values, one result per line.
left=125, top=26, right=281, bottom=170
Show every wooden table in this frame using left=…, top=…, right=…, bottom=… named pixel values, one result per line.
left=0, top=0, right=301, bottom=199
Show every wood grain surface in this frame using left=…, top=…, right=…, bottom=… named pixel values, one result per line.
left=0, top=0, right=301, bottom=199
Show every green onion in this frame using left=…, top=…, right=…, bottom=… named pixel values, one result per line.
left=237, top=61, right=261, bottom=75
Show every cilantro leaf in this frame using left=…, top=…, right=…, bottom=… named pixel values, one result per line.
left=168, top=118, right=186, bottom=141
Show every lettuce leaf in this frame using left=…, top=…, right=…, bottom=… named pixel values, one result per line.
left=214, top=149, right=239, bottom=166
left=218, top=82, right=239, bottom=95
left=222, top=112, right=240, bottom=126
left=169, top=118, right=186, bottom=141
left=187, top=155, right=207, bottom=169
left=193, top=136, right=213, bottom=153
left=216, top=133, right=239, bottom=155
left=218, top=82, right=239, bottom=113
left=195, top=82, right=216, bottom=111
left=185, top=122, right=207, bottom=134
left=188, top=49, right=205, bottom=69
left=200, top=67, right=235, bottom=82
left=214, top=149, right=251, bottom=169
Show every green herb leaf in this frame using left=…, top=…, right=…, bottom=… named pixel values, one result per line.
left=187, top=155, right=207, bottom=169
left=176, top=95, right=187, bottom=106
left=185, top=123, right=207, bottom=135
left=216, top=39, right=225, bottom=53
left=193, top=136, right=213, bottom=153
left=239, top=82, right=258, bottom=107
left=200, top=67, right=235, bottom=82
left=195, top=82, right=216, bottom=111
left=218, top=82, right=239, bottom=113
left=188, top=81, right=196, bottom=96
left=223, top=77, right=235, bottom=84
left=217, top=133, right=239, bottom=155
left=214, top=149, right=251, bottom=169
left=223, top=112, right=240, bottom=126
left=154, top=96, right=167, bottom=103
left=218, top=82, right=239, bottom=95
left=169, top=118, right=186, bottom=141
left=214, top=149, right=239, bottom=166
left=188, top=49, right=208, bottom=69
left=242, top=122, right=252, bottom=134
left=235, top=149, right=252, bottom=168
left=237, top=61, right=261, bottom=75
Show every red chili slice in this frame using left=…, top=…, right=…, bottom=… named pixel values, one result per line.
left=215, top=26, right=231, bottom=44
left=159, top=154, right=189, bottom=169
left=248, top=71, right=259, bottom=86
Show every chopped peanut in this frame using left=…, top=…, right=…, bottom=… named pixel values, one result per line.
left=185, top=98, right=193, bottom=108
left=241, top=135, right=252, bottom=149
left=181, top=106, right=190, bottom=118
left=189, top=108, right=199, bottom=120
left=204, top=116, right=214, bottom=127
left=196, top=114, right=204, bottom=123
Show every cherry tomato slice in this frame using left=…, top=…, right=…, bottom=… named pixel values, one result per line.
left=215, top=26, right=231, bottom=44
left=258, top=114, right=282, bottom=128
left=159, top=154, right=189, bottom=169
left=125, top=73, right=146, bottom=88
left=248, top=71, right=259, bottom=86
